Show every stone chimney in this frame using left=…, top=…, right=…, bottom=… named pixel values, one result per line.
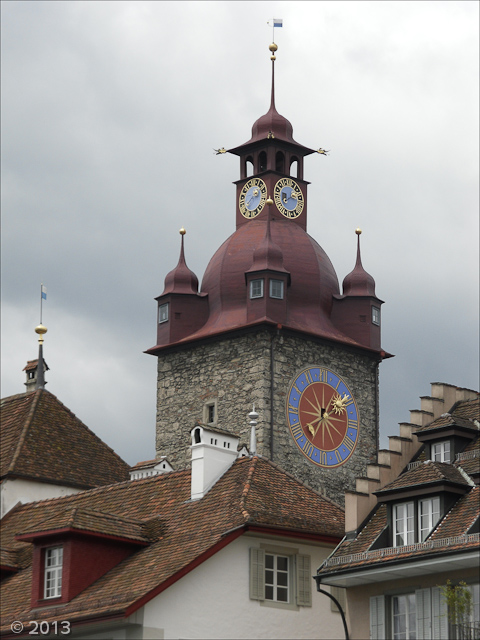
left=190, top=425, right=239, bottom=500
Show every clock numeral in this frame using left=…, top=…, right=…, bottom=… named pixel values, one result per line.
left=288, top=403, right=299, bottom=415
left=305, top=369, right=313, bottom=384
left=293, top=383, right=301, bottom=395
left=343, top=435, right=356, bottom=452
left=291, top=422, right=303, bottom=439
left=319, top=368, right=328, bottom=382
left=335, top=449, right=343, bottom=464
left=302, top=440, right=314, bottom=458
left=348, top=419, right=358, bottom=429
left=320, top=450, right=327, bottom=466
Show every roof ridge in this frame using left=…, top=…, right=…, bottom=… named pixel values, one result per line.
left=256, top=455, right=344, bottom=509
left=7, top=467, right=191, bottom=512
left=239, top=455, right=258, bottom=521
left=8, top=389, right=42, bottom=474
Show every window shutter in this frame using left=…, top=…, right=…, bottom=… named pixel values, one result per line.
left=249, top=548, right=265, bottom=600
left=370, top=595, right=385, bottom=640
left=416, top=588, right=432, bottom=639
left=432, top=587, right=448, bottom=639
left=295, top=554, right=312, bottom=607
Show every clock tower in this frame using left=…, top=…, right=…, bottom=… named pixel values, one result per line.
left=146, top=44, right=389, bottom=505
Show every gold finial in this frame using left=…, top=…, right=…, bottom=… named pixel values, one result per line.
left=266, top=196, right=273, bottom=206
left=355, top=228, right=362, bottom=235
left=269, top=42, right=277, bottom=60
left=35, top=324, right=47, bottom=344
left=180, top=227, right=186, bottom=235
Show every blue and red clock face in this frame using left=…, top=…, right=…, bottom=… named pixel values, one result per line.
left=286, top=367, right=359, bottom=468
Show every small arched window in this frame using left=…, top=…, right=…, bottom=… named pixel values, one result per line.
left=290, top=157, right=299, bottom=178
left=275, top=151, right=285, bottom=173
left=246, top=157, right=254, bottom=177
left=258, top=151, right=267, bottom=173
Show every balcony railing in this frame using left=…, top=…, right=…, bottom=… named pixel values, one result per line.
left=451, top=621, right=480, bottom=640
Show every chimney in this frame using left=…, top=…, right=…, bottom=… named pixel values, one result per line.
left=23, top=358, right=49, bottom=393
left=190, top=425, right=239, bottom=500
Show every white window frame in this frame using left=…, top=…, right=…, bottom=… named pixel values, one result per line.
left=419, top=497, right=440, bottom=542
left=250, top=279, right=264, bottom=299
left=265, top=553, right=289, bottom=603
left=431, top=441, right=450, bottom=463
left=44, top=546, right=63, bottom=599
left=372, top=306, right=380, bottom=326
left=269, top=279, right=284, bottom=299
left=393, top=502, right=415, bottom=547
left=158, top=303, right=169, bottom=324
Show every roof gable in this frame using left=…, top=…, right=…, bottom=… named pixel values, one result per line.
left=1, top=390, right=129, bottom=489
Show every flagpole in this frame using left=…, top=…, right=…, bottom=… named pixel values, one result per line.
left=40, top=283, right=43, bottom=325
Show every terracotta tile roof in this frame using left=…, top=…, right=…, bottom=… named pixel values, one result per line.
left=0, top=456, right=344, bottom=632
left=376, top=461, right=471, bottom=495
left=414, top=396, right=479, bottom=434
left=16, top=508, right=152, bottom=544
left=433, top=486, right=480, bottom=539
left=0, top=390, right=129, bottom=488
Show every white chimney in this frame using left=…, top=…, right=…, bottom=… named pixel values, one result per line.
left=190, top=425, right=239, bottom=500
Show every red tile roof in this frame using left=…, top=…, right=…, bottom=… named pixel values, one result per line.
left=0, top=456, right=344, bottom=634
left=1, top=390, right=129, bottom=489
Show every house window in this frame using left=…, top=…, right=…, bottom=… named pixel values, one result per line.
left=432, top=441, right=450, bottom=463
left=371, top=589, right=449, bottom=640
left=158, top=303, right=169, bottom=324
left=419, top=497, right=440, bottom=542
left=250, top=279, right=264, bottom=299
left=393, top=502, right=415, bottom=546
left=393, top=498, right=441, bottom=546
left=44, top=546, right=63, bottom=599
left=203, top=401, right=217, bottom=425
left=265, top=553, right=289, bottom=602
left=269, top=279, right=284, bottom=299
left=372, top=306, right=380, bottom=326
left=249, top=547, right=311, bottom=608
left=392, top=593, right=416, bottom=640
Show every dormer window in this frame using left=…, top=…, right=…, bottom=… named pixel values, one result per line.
left=269, top=279, right=284, bottom=299
left=158, top=303, right=169, bottom=324
left=431, top=441, right=450, bottom=463
left=393, top=497, right=441, bottom=546
left=250, top=279, right=264, bottom=299
left=44, top=546, right=63, bottom=599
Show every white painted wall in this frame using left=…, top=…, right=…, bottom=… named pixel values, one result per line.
left=142, top=533, right=345, bottom=640
left=0, top=478, right=81, bottom=517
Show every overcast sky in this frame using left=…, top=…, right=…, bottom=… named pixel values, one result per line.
left=1, top=1, right=478, bottom=467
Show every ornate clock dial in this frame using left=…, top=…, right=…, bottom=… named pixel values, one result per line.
left=274, top=178, right=304, bottom=219
left=286, top=367, right=359, bottom=468
left=239, top=178, right=267, bottom=219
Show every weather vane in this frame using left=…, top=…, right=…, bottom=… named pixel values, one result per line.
left=267, top=17, right=283, bottom=43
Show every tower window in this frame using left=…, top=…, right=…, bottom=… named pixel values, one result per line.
left=258, top=151, right=267, bottom=173
left=275, top=152, right=285, bottom=173
left=250, top=279, right=264, bottom=299
left=203, top=400, right=217, bottom=425
left=158, top=303, right=169, bottom=323
left=44, top=546, right=63, bottom=599
left=270, top=279, right=284, bottom=299
left=372, top=306, right=380, bottom=326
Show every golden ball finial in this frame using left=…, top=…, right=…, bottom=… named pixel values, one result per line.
left=35, top=324, right=47, bottom=336
left=179, top=227, right=186, bottom=235
left=355, top=228, right=362, bottom=235
left=269, top=43, right=278, bottom=52
left=266, top=196, right=274, bottom=206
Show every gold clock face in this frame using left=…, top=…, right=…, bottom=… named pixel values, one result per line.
left=239, top=178, right=267, bottom=219
left=274, top=178, right=304, bottom=219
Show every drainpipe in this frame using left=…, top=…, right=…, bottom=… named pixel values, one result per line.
left=316, top=584, right=349, bottom=640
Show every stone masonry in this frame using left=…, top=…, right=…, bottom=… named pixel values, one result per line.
left=155, top=326, right=380, bottom=506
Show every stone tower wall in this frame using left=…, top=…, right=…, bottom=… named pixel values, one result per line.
left=155, top=327, right=380, bottom=505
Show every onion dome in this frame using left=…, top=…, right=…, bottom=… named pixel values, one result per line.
left=342, top=229, right=376, bottom=296
left=198, top=218, right=342, bottom=338
left=162, top=228, right=199, bottom=295
left=246, top=214, right=290, bottom=278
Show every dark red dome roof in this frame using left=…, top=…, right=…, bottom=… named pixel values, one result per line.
left=194, top=219, right=344, bottom=339
left=161, top=234, right=199, bottom=295
left=342, top=233, right=376, bottom=297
